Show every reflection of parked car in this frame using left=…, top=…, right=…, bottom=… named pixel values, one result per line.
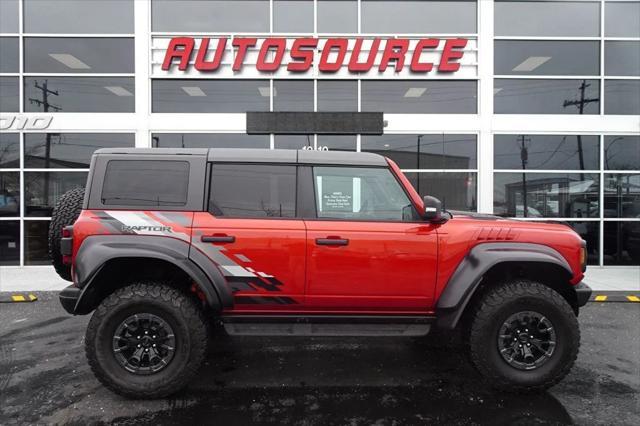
left=0, top=193, right=19, bottom=216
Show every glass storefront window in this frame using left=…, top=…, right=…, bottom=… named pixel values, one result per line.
left=495, top=1, right=600, bottom=37
left=152, top=0, right=269, bottom=32
left=274, top=0, right=313, bottom=33
left=152, top=79, right=268, bottom=113
left=605, top=80, right=640, bottom=115
left=494, top=135, right=599, bottom=171
left=274, top=135, right=313, bottom=150
left=273, top=80, right=314, bottom=111
left=361, top=1, right=477, bottom=34
left=317, top=81, right=358, bottom=112
left=604, top=221, right=640, bottom=265
left=24, top=0, right=134, bottom=34
left=24, top=38, right=135, bottom=74
left=605, top=42, right=640, bottom=77
left=494, top=41, right=599, bottom=76
left=152, top=133, right=270, bottom=149
left=318, top=0, right=358, bottom=33
left=0, top=133, right=20, bottom=169
left=24, top=220, right=49, bottom=265
left=494, top=79, right=600, bottom=115
left=24, top=77, right=135, bottom=113
left=0, top=77, right=19, bottom=112
left=0, top=0, right=19, bottom=33
left=405, top=172, right=478, bottom=212
left=605, top=136, right=640, bottom=170
left=0, top=220, right=20, bottom=265
left=604, top=174, right=640, bottom=218
left=0, top=172, right=20, bottom=217
left=0, top=38, right=19, bottom=73
left=362, top=80, right=477, bottom=114
left=24, top=133, right=135, bottom=168
left=317, top=135, right=357, bottom=151
left=605, top=1, right=640, bottom=37
left=493, top=173, right=600, bottom=218
left=24, top=172, right=87, bottom=217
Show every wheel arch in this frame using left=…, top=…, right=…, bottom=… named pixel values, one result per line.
left=436, top=242, right=577, bottom=330
left=72, top=236, right=233, bottom=315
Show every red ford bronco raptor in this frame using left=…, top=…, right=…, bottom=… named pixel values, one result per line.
left=52, top=148, right=591, bottom=399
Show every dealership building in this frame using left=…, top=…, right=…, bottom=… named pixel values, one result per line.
left=0, top=0, right=639, bottom=288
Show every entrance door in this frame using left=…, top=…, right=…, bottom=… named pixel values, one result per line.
left=305, top=166, right=438, bottom=312
left=192, top=163, right=306, bottom=311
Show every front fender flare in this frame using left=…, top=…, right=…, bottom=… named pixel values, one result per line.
left=73, top=235, right=233, bottom=314
left=436, top=242, right=573, bottom=330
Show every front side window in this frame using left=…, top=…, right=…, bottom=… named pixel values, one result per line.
left=101, top=160, right=189, bottom=207
left=209, top=164, right=296, bottom=218
left=313, top=167, right=415, bottom=221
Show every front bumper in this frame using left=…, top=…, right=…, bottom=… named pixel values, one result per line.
left=575, top=281, right=592, bottom=307
left=59, top=285, right=81, bottom=314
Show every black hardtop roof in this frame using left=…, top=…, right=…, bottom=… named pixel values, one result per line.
left=94, top=148, right=388, bottom=167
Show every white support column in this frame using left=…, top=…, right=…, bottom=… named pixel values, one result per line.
left=477, top=0, right=494, bottom=214
left=134, top=0, right=151, bottom=148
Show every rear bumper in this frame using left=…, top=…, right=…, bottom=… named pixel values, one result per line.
left=59, top=285, right=80, bottom=314
left=575, top=281, right=592, bottom=307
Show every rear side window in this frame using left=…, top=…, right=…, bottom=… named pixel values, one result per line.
left=209, top=164, right=296, bottom=218
left=101, top=160, right=189, bottom=206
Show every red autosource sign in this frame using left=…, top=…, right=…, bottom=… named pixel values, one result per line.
left=162, top=37, right=468, bottom=73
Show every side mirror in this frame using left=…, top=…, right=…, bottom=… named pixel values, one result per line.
left=423, top=196, right=443, bottom=222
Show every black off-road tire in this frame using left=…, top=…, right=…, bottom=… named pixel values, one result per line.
left=48, top=187, right=85, bottom=281
left=466, top=279, right=580, bottom=392
left=85, top=282, right=209, bottom=399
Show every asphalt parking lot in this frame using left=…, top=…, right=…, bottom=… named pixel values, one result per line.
left=0, top=293, right=638, bottom=425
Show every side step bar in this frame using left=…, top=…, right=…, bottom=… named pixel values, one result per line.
left=221, top=315, right=435, bottom=337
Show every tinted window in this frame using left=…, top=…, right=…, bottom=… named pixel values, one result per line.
left=317, top=135, right=357, bottom=151
left=24, top=0, right=134, bottom=33
left=605, top=2, right=640, bottom=37
left=495, top=1, right=599, bottom=37
left=24, top=171, right=87, bottom=217
left=318, top=0, right=358, bottom=33
left=494, top=79, right=600, bottom=114
left=24, top=77, right=135, bottom=113
left=24, top=133, right=135, bottom=168
left=604, top=174, right=640, bottom=218
left=362, top=1, right=477, bottom=34
left=493, top=173, right=599, bottom=218
left=317, top=81, right=358, bottom=112
left=0, top=0, right=19, bottom=33
left=153, top=133, right=269, bottom=149
left=274, top=0, right=313, bottom=33
left=152, top=0, right=269, bottom=32
left=605, top=80, right=640, bottom=115
left=0, top=77, right=19, bottom=112
left=152, top=80, right=269, bottom=113
left=0, top=38, right=19, bottom=73
left=605, top=136, right=640, bottom=170
left=274, top=80, right=314, bottom=111
left=24, top=220, right=49, bottom=265
left=0, top=133, right=20, bottom=168
left=313, top=166, right=416, bottom=221
left=0, top=172, right=19, bottom=217
left=605, top=42, right=640, bottom=76
left=209, top=164, right=296, bottom=218
left=25, top=38, right=135, bottom=74
left=0, top=220, right=20, bottom=265
left=274, top=135, right=313, bottom=150
left=495, top=41, right=599, bottom=76
left=404, top=172, right=477, bottom=211
left=604, top=221, right=640, bottom=265
left=101, top=161, right=189, bottom=207
left=362, top=80, right=477, bottom=114
left=494, top=135, right=599, bottom=170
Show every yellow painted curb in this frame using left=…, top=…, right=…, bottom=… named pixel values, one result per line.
left=594, top=295, right=607, bottom=302
left=0, top=293, right=38, bottom=303
left=627, top=295, right=640, bottom=303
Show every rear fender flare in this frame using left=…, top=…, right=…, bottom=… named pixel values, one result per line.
left=436, top=242, right=573, bottom=330
left=73, top=235, right=233, bottom=314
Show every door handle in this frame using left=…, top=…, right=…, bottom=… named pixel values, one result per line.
left=316, top=238, right=349, bottom=246
left=201, top=235, right=235, bottom=243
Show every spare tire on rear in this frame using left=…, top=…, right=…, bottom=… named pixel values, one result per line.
left=49, top=187, right=85, bottom=281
